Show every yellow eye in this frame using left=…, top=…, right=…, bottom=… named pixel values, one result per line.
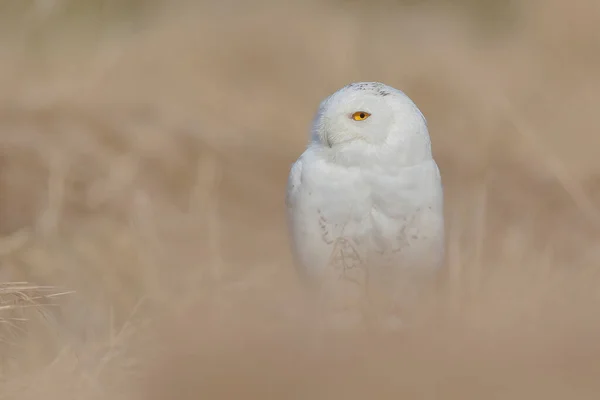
left=351, top=111, right=371, bottom=121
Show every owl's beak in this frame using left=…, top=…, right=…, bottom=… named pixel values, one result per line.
left=326, top=131, right=360, bottom=147
left=322, top=117, right=357, bottom=147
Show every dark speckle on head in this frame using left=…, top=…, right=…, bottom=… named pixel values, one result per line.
left=347, top=82, right=391, bottom=97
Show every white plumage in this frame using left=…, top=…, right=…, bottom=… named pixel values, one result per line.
left=286, top=82, right=445, bottom=327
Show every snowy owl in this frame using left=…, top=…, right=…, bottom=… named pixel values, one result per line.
left=286, top=82, right=445, bottom=328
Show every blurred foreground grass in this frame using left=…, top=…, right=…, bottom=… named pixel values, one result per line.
left=0, top=0, right=600, bottom=399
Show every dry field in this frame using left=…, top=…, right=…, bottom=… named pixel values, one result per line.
left=1, top=0, right=600, bottom=398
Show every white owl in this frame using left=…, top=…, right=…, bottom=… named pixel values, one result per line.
left=286, top=82, right=445, bottom=329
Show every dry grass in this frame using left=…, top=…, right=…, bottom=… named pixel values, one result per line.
left=0, top=0, right=600, bottom=398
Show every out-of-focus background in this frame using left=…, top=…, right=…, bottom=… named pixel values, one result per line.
left=1, top=0, right=600, bottom=398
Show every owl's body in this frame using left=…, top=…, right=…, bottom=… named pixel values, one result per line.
left=286, top=82, right=445, bottom=327
left=287, top=152, right=444, bottom=282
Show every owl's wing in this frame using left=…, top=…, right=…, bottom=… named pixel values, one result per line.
left=286, top=157, right=314, bottom=283
left=285, top=157, right=304, bottom=213
left=285, top=156, right=340, bottom=284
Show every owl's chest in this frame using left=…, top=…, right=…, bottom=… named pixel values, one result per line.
left=305, top=171, right=420, bottom=243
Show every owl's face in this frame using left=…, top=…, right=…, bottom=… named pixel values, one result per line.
left=310, top=82, right=432, bottom=166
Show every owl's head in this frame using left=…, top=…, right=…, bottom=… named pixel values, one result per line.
left=310, top=82, right=433, bottom=166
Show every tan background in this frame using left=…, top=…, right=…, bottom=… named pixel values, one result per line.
left=1, top=1, right=600, bottom=398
